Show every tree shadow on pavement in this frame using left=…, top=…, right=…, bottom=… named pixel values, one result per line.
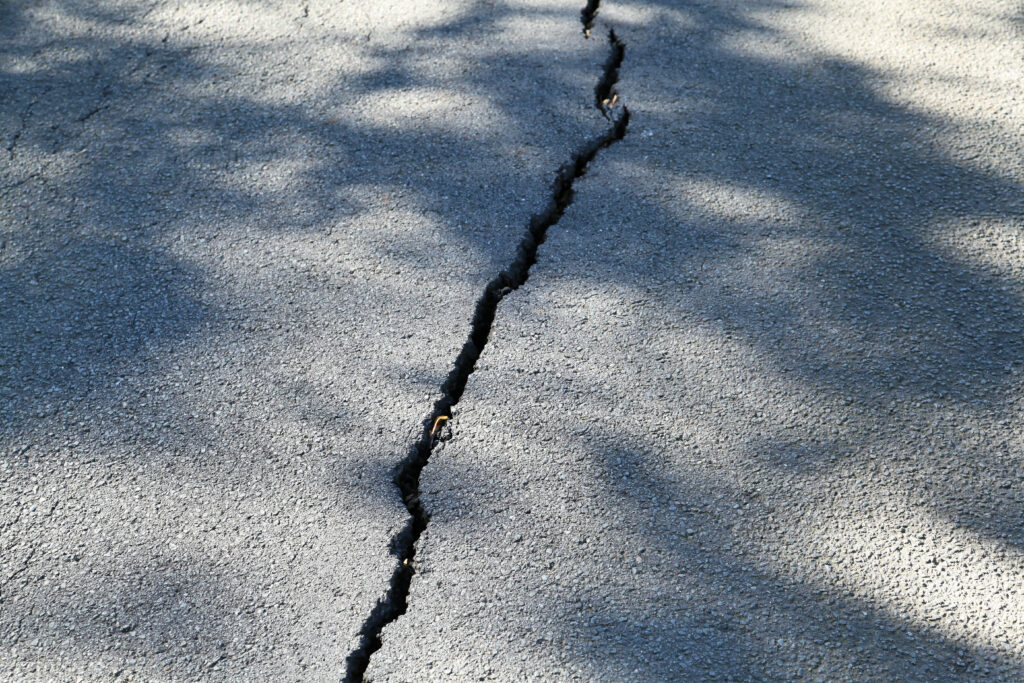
left=2, top=0, right=1023, bottom=678
left=557, top=434, right=1023, bottom=679
left=522, top=0, right=1024, bottom=677
left=0, top=0, right=603, bottom=437
left=609, top=0, right=1024, bottom=543
left=0, top=0, right=623, bottom=675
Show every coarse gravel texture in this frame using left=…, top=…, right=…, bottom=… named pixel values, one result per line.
left=368, top=0, right=1024, bottom=681
left=0, top=0, right=607, bottom=678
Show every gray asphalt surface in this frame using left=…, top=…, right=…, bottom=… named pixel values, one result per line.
left=1, top=0, right=604, bottom=678
left=4, top=0, right=1024, bottom=681
left=368, top=0, right=1024, bottom=681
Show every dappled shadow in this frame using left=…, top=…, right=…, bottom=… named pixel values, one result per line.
left=605, top=0, right=1024, bottom=406
left=381, top=407, right=1023, bottom=678
left=520, top=0, right=1024, bottom=674
left=374, top=0, right=1024, bottom=677
left=598, top=0, right=1024, bottom=551
left=3, top=0, right=1024, bottom=677
left=0, top=0, right=609, bottom=434
left=0, top=557, right=250, bottom=678
left=0, top=239, right=209, bottom=432
left=558, top=433, right=1024, bottom=679
left=0, top=0, right=620, bottom=674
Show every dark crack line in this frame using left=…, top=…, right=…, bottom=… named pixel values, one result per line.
left=595, top=29, right=624, bottom=116
left=342, top=27, right=629, bottom=683
left=78, top=104, right=109, bottom=123
left=6, top=128, right=23, bottom=160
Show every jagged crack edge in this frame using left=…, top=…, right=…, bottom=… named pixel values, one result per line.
left=342, top=45, right=630, bottom=683
left=594, top=29, right=624, bottom=113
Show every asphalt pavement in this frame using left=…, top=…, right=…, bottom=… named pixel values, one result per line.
left=1, top=0, right=603, bottom=678
left=368, top=0, right=1024, bottom=680
left=3, top=0, right=1024, bottom=680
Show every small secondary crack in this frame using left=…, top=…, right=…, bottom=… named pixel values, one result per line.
left=6, top=97, right=39, bottom=161
left=342, top=26, right=630, bottom=683
left=78, top=103, right=110, bottom=123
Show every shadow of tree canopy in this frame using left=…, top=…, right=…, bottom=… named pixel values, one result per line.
left=2, top=0, right=1023, bottom=678
left=557, top=430, right=1024, bottom=679
left=378, top=0, right=1024, bottom=678
left=506, top=0, right=1023, bottom=676
left=609, top=0, right=1024, bottom=402
left=0, top=0, right=617, bottom=676
left=0, top=0, right=606, bottom=436
left=588, top=0, right=1024, bottom=549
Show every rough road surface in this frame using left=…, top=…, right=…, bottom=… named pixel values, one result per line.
left=368, top=0, right=1024, bottom=681
left=1, top=0, right=604, bottom=678
left=3, top=0, right=1024, bottom=681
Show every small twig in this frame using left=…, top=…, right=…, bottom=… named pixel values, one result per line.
left=429, top=415, right=449, bottom=438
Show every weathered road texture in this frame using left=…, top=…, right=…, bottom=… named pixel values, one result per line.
left=369, top=1, right=1024, bottom=681
left=0, top=0, right=607, bottom=678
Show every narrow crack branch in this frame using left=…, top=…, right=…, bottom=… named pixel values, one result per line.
left=1, top=546, right=36, bottom=594
left=78, top=105, right=108, bottom=123
left=6, top=129, right=23, bottom=160
left=342, top=25, right=630, bottom=683
left=6, top=98, right=37, bottom=161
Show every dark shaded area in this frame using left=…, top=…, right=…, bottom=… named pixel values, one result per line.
left=620, top=1, right=1024, bottom=408
left=1, top=558, right=248, bottom=671
left=558, top=433, right=1021, bottom=680
left=0, top=0, right=608, bottom=427
left=0, top=0, right=626, bottom=676
left=490, top=0, right=1023, bottom=678
left=344, top=27, right=630, bottom=678
left=0, top=0, right=619, bottom=676
left=2, top=0, right=1023, bottom=678
left=0, top=240, right=209, bottom=426
left=600, top=0, right=1024, bottom=559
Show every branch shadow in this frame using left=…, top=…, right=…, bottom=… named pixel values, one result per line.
left=3, top=0, right=1023, bottom=677
left=523, top=0, right=1024, bottom=675
left=560, top=433, right=1024, bottom=679
left=572, top=0, right=1024, bottom=550
left=0, top=0, right=629, bottom=674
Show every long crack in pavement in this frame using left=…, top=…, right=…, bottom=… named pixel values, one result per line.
left=342, top=14, right=629, bottom=683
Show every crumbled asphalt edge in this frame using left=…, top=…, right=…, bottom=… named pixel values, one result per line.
left=342, top=29, right=629, bottom=683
